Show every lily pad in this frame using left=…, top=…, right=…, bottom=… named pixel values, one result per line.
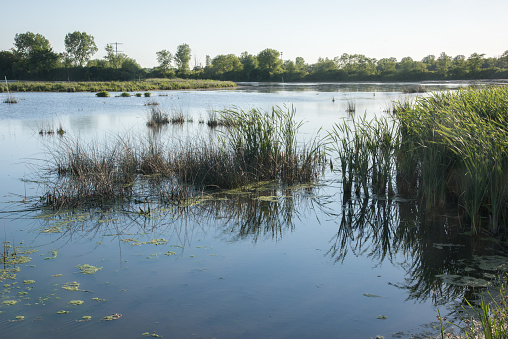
left=23, top=280, right=35, bottom=285
left=376, top=315, right=388, bottom=319
left=57, top=310, right=69, bottom=314
left=69, top=300, right=84, bottom=305
left=2, top=300, right=18, bottom=305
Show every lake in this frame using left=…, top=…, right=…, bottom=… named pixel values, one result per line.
left=0, top=81, right=506, bottom=338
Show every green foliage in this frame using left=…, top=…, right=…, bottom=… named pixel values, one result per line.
left=156, top=49, right=173, bottom=70
left=257, top=48, right=283, bottom=76
left=96, top=91, right=110, bottom=97
left=64, top=31, right=98, bottom=67
left=175, top=43, right=191, bottom=72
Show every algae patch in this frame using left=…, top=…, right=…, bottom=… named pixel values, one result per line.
left=76, top=264, right=102, bottom=274
left=69, top=300, right=84, bottom=305
left=2, top=300, right=18, bottom=305
left=62, top=281, right=80, bottom=291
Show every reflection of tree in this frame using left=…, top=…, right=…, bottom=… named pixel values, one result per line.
left=328, top=197, right=502, bottom=304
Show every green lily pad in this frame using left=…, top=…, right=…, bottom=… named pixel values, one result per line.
left=69, top=300, right=84, bottom=305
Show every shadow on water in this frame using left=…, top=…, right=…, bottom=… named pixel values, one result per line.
left=328, top=196, right=508, bottom=305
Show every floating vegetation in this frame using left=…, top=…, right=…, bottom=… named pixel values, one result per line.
left=62, top=281, right=80, bottom=291
left=23, top=280, right=35, bottom=285
left=57, top=310, right=69, bottom=314
left=363, top=293, right=382, bottom=298
left=120, top=92, right=131, bottom=97
left=165, top=251, right=176, bottom=256
left=376, top=315, right=388, bottom=320
left=52, top=274, right=62, bottom=277
left=45, top=250, right=58, bottom=260
left=2, top=300, right=18, bottom=305
left=103, top=313, right=122, bottom=321
left=41, top=226, right=62, bottom=233
left=142, top=332, right=162, bottom=337
left=76, top=264, right=102, bottom=274
left=69, top=300, right=84, bottom=305
left=82, top=315, right=92, bottom=321
left=92, top=297, right=106, bottom=302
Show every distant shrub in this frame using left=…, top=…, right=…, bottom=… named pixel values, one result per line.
left=96, top=91, right=110, bottom=97
left=120, top=92, right=131, bottom=97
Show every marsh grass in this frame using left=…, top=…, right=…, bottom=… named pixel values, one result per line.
left=345, top=100, right=356, bottom=114
left=439, top=286, right=508, bottom=339
left=146, top=106, right=169, bottom=128
left=329, top=86, right=508, bottom=235
left=41, top=106, right=324, bottom=209
left=328, top=114, right=397, bottom=200
left=394, top=86, right=508, bottom=234
left=0, top=79, right=236, bottom=93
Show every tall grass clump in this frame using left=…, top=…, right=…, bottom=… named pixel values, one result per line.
left=218, top=106, right=324, bottom=184
left=328, top=114, right=398, bottom=200
left=394, top=86, right=508, bottom=235
left=146, top=106, right=169, bottom=128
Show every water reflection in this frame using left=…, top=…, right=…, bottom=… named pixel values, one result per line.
left=329, top=196, right=508, bottom=304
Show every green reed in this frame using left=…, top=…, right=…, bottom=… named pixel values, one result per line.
left=394, top=86, right=508, bottom=234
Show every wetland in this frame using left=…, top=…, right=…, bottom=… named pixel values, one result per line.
left=1, top=81, right=508, bottom=338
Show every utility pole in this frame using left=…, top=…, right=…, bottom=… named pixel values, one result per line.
left=109, top=42, right=123, bottom=56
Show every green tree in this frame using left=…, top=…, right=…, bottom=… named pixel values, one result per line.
left=295, top=57, right=306, bottom=70
left=13, top=32, right=51, bottom=58
left=156, top=49, right=173, bottom=70
left=239, top=52, right=258, bottom=81
left=421, top=55, right=436, bottom=72
left=467, top=53, right=485, bottom=75
left=436, top=52, right=451, bottom=77
left=257, top=48, right=282, bottom=75
left=12, top=32, right=59, bottom=77
left=104, top=44, right=128, bottom=68
left=211, top=54, right=243, bottom=76
left=64, top=31, right=98, bottom=67
left=175, top=44, right=191, bottom=72
left=377, top=57, right=397, bottom=76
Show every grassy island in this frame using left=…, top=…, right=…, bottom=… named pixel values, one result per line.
left=0, top=78, right=236, bottom=93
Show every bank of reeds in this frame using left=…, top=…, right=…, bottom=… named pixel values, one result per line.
left=42, top=106, right=324, bottom=209
left=0, top=78, right=236, bottom=93
left=330, top=86, right=508, bottom=235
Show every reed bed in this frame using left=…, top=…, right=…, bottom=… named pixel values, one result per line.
left=330, top=86, right=508, bottom=235
left=41, top=106, right=324, bottom=209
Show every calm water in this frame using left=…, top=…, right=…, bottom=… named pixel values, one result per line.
left=0, top=82, right=506, bottom=338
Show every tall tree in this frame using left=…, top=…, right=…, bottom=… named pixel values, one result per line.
left=104, top=44, right=127, bottom=68
left=13, top=32, right=51, bottom=58
left=436, top=52, right=452, bottom=77
left=156, top=49, right=173, bottom=70
left=257, top=48, right=282, bottom=75
left=64, top=31, right=98, bottom=67
left=175, top=44, right=191, bottom=72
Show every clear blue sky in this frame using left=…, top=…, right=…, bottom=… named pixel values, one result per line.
left=2, top=0, right=506, bottom=68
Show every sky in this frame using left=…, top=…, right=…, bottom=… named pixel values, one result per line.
left=1, top=0, right=507, bottom=68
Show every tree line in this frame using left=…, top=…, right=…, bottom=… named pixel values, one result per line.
left=1, top=31, right=508, bottom=82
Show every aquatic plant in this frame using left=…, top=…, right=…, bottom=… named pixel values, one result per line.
left=146, top=106, right=169, bottom=128
left=120, top=92, right=131, bottom=97
left=394, top=86, right=508, bottom=234
left=96, top=91, right=110, bottom=97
